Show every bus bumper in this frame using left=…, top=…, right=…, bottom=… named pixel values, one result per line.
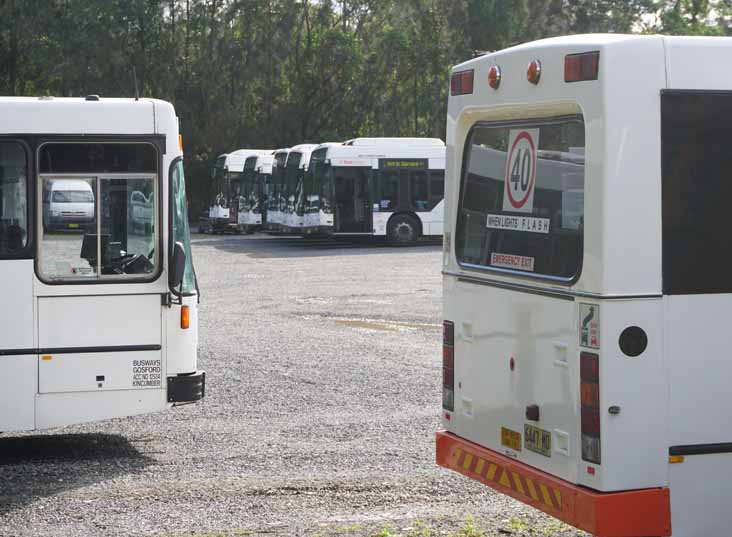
left=167, top=371, right=205, bottom=403
left=436, top=431, right=671, bottom=537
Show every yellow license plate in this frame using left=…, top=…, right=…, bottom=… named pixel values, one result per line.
left=524, top=424, right=551, bottom=457
left=67, top=223, right=79, bottom=228
left=501, top=427, right=522, bottom=451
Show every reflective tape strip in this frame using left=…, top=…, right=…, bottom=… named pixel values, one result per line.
left=450, top=445, right=563, bottom=512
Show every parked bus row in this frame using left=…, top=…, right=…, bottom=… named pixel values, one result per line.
left=202, top=138, right=446, bottom=245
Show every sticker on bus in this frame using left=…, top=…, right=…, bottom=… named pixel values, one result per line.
left=579, top=303, right=600, bottom=349
left=486, top=214, right=549, bottom=234
left=490, top=253, right=535, bottom=272
left=501, top=427, right=522, bottom=451
left=503, top=128, right=539, bottom=214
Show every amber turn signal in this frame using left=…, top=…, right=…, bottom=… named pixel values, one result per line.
left=181, top=305, right=190, bottom=330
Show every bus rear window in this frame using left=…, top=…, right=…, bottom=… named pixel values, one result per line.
left=455, top=118, right=585, bottom=281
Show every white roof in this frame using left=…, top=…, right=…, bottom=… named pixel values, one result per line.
left=222, top=149, right=271, bottom=172
left=319, top=137, right=446, bottom=166
left=286, top=144, right=320, bottom=168
left=255, top=154, right=275, bottom=174
left=0, top=96, right=181, bottom=159
left=48, top=179, right=93, bottom=190
left=343, top=137, right=444, bottom=148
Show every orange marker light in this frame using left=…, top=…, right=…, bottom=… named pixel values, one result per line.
left=179, top=134, right=184, bottom=151
left=488, top=65, right=501, bottom=90
left=181, top=305, right=190, bottom=330
left=527, top=60, right=542, bottom=85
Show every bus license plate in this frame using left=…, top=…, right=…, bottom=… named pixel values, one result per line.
left=524, top=424, right=551, bottom=457
left=67, top=223, right=79, bottom=228
left=501, top=427, right=521, bottom=451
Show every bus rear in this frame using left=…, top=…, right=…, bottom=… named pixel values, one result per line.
left=438, top=35, right=675, bottom=536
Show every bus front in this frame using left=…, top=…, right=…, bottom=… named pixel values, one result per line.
left=238, top=156, right=259, bottom=232
left=438, top=35, right=674, bottom=537
left=0, top=97, right=203, bottom=433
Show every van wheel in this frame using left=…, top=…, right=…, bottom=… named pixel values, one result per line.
left=387, top=215, right=419, bottom=245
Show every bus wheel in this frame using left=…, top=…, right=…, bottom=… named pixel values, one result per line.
left=387, top=215, right=419, bottom=245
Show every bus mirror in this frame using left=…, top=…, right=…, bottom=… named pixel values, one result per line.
left=171, top=241, right=186, bottom=289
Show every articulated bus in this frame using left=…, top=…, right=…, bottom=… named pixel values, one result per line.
left=237, top=153, right=274, bottom=233
left=266, top=149, right=290, bottom=232
left=437, top=34, right=732, bottom=537
left=0, top=96, right=204, bottom=432
left=283, top=144, right=318, bottom=233
left=206, top=149, right=268, bottom=233
left=302, top=138, right=445, bottom=244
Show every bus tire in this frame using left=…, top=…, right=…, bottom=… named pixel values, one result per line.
left=387, top=214, right=420, bottom=245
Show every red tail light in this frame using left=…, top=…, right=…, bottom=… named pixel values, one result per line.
left=580, top=352, right=601, bottom=464
left=443, top=320, right=455, bottom=411
left=450, top=70, right=474, bottom=96
left=565, top=51, right=599, bottom=83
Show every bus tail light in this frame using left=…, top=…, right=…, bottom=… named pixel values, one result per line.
left=527, top=60, right=542, bottom=85
left=181, top=305, right=190, bottom=330
left=565, top=51, right=599, bottom=83
left=580, top=351, right=600, bottom=464
left=488, top=65, right=501, bottom=90
left=450, top=70, right=474, bottom=96
left=443, top=320, right=455, bottom=411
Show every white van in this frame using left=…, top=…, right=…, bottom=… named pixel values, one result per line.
left=42, top=179, right=95, bottom=230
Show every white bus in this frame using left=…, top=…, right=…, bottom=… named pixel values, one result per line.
left=283, top=144, right=318, bottom=233
left=0, top=96, right=204, bottom=432
left=303, top=138, right=445, bottom=244
left=266, top=148, right=290, bottom=232
left=437, top=34, right=732, bottom=537
left=206, top=149, right=269, bottom=233
left=237, top=153, right=274, bottom=233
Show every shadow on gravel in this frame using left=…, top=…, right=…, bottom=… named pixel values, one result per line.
left=0, top=433, right=153, bottom=514
left=191, top=233, right=442, bottom=259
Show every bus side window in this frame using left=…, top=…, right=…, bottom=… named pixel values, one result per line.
left=0, top=142, right=28, bottom=255
left=379, top=171, right=399, bottom=211
left=410, top=171, right=430, bottom=211
left=430, top=171, right=445, bottom=200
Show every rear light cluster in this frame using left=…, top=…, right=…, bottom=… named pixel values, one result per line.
left=442, top=320, right=455, bottom=411
left=580, top=352, right=601, bottom=464
left=450, top=51, right=599, bottom=96
left=565, top=51, right=600, bottom=83
left=450, top=70, right=474, bottom=96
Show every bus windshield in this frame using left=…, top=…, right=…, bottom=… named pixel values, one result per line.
left=455, top=117, right=585, bottom=281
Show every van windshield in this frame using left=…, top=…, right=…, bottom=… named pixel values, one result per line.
left=52, top=190, right=93, bottom=203
left=455, top=117, right=585, bottom=281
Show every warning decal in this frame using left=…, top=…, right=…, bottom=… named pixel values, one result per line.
left=132, top=359, right=162, bottom=388
left=503, top=129, right=539, bottom=214
left=579, top=303, right=600, bottom=349
left=486, top=214, right=549, bottom=234
left=491, top=253, right=535, bottom=272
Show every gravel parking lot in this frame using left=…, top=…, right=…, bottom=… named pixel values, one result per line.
left=0, top=234, right=586, bottom=537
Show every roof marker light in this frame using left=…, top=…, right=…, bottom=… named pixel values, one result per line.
left=527, top=60, right=541, bottom=85
left=488, top=65, right=501, bottom=90
left=565, top=51, right=600, bottom=83
left=450, top=69, right=474, bottom=96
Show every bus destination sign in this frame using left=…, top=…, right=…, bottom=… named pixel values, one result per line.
left=378, top=158, right=428, bottom=169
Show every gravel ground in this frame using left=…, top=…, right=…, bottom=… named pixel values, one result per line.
left=0, top=234, right=587, bottom=537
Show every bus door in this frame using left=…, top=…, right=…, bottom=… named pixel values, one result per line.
left=0, top=140, right=35, bottom=430
left=35, top=143, right=163, bottom=403
left=334, top=167, right=371, bottom=232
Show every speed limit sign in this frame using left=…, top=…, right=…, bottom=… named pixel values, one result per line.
left=503, top=129, right=539, bottom=213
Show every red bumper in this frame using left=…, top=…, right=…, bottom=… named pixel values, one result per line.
left=436, top=431, right=671, bottom=537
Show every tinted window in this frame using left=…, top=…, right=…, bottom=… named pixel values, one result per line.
left=0, top=142, right=28, bottom=255
left=662, top=91, right=732, bottom=294
left=410, top=171, right=430, bottom=211
left=456, top=118, right=585, bottom=280
left=39, top=143, right=156, bottom=173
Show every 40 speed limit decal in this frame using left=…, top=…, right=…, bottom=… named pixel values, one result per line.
left=503, top=129, right=539, bottom=214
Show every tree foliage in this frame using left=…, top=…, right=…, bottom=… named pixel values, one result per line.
left=0, top=0, right=722, bottom=208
